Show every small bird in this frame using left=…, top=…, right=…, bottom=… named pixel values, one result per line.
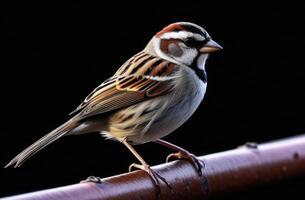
left=6, top=22, right=222, bottom=188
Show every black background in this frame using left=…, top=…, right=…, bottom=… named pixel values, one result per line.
left=1, top=1, right=305, bottom=199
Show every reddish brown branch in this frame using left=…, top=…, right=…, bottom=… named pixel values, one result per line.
left=3, top=135, right=305, bottom=200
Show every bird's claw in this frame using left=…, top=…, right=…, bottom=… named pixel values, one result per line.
left=81, top=176, right=102, bottom=183
left=166, top=151, right=205, bottom=176
left=129, top=163, right=172, bottom=195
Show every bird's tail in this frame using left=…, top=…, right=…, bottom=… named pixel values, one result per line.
left=5, top=117, right=79, bottom=168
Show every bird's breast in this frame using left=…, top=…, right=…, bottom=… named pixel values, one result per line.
left=167, top=67, right=207, bottom=125
left=129, top=67, right=207, bottom=144
left=106, top=66, right=207, bottom=144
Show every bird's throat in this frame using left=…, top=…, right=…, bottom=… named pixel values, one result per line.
left=193, top=67, right=207, bottom=83
left=190, top=54, right=208, bottom=83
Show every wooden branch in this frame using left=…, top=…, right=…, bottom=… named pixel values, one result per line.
left=3, top=135, right=305, bottom=200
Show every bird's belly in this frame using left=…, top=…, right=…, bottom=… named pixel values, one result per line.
left=128, top=81, right=206, bottom=144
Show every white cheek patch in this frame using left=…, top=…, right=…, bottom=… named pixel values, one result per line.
left=197, top=54, right=209, bottom=70
left=176, top=45, right=198, bottom=66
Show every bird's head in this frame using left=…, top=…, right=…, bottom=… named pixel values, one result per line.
left=146, top=22, right=222, bottom=70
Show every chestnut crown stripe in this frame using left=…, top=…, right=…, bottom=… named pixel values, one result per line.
left=156, top=23, right=184, bottom=37
left=156, top=23, right=206, bottom=38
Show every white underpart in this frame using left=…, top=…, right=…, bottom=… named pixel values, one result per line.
left=196, top=54, right=209, bottom=70
left=161, top=31, right=205, bottom=41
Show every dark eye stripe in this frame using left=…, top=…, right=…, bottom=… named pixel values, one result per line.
left=184, top=38, right=203, bottom=47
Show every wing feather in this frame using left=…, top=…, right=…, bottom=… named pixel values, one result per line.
left=71, top=52, right=177, bottom=120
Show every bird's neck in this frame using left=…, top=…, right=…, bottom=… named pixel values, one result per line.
left=189, top=54, right=208, bottom=83
left=191, top=66, right=207, bottom=83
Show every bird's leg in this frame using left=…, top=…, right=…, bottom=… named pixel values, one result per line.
left=155, top=139, right=205, bottom=176
left=121, top=137, right=171, bottom=194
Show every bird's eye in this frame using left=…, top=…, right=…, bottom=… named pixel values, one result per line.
left=184, top=37, right=199, bottom=47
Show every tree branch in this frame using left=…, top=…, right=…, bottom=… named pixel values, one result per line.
left=3, top=135, right=305, bottom=200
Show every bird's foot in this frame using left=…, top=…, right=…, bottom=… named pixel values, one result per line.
left=166, top=151, right=205, bottom=176
left=129, top=163, right=171, bottom=195
left=80, top=176, right=102, bottom=183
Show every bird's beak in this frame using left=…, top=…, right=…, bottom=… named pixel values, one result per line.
left=199, top=39, right=223, bottom=53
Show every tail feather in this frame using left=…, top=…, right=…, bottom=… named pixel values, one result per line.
left=5, top=118, right=79, bottom=168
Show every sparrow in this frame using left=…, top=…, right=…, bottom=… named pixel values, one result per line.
left=6, top=22, right=222, bottom=189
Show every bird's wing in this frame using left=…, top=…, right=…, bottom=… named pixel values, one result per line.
left=70, top=52, right=178, bottom=120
